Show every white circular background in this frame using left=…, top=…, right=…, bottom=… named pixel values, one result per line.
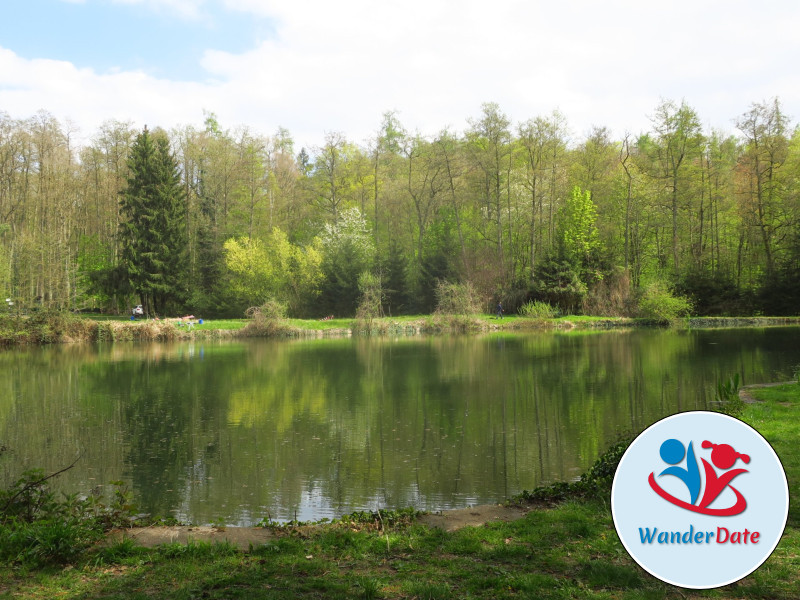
left=611, top=411, right=789, bottom=589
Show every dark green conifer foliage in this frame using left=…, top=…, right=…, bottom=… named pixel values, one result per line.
left=119, top=127, right=188, bottom=315
left=192, top=168, right=231, bottom=315
left=381, top=241, right=410, bottom=315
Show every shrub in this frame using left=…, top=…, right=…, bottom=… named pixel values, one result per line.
left=676, top=270, right=748, bottom=316
left=434, top=280, right=481, bottom=315
left=514, top=437, right=632, bottom=504
left=637, top=282, right=693, bottom=323
left=0, top=311, right=99, bottom=346
left=531, top=258, right=588, bottom=314
left=246, top=299, right=288, bottom=321
left=0, top=464, right=137, bottom=566
left=354, top=271, right=384, bottom=333
left=582, top=268, right=635, bottom=317
left=519, top=300, right=558, bottom=319
left=0, top=516, right=94, bottom=565
left=714, top=373, right=744, bottom=417
left=241, top=300, right=292, bottom=337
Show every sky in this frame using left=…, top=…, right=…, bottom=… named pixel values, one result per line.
left=1, top=0, right=800, bottom=151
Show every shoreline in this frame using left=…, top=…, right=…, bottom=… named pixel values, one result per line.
left=5, top=383, right=799, bottom=597
left=105, top=504, right=531, bottom=550
left=2, top=314, right=800, bottom=347
left=100, top=381, right=795, bottom=551
left=103, top=380, right=789, bottom=550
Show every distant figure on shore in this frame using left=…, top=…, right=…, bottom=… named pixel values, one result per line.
left=496, top=302, right=503, bottom=319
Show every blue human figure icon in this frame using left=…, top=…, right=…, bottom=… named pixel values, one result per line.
left=658, top=438, right=701, bottom=505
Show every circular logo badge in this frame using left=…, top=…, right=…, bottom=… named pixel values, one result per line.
left=611, top=411, right=788, bottom=589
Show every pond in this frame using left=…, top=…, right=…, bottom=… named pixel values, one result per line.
left=1, top=327, right=798, bottom=525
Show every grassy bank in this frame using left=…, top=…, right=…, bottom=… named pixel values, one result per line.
left=1, top=384, right=798, bottom=598
left=3, top=312, right=800, bottom=348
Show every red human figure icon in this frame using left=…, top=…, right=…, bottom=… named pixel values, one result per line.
left=698, top=441, right=750, bottom=511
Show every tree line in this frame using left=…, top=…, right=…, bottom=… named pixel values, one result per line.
left=0, top=98, right=798, bottom=318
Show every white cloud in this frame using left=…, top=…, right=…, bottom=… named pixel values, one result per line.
left=0, top=47, right=215, bottom=144
left=5, top=0, right=800, bottom=149
left=108, top=0, right=208, bottom=19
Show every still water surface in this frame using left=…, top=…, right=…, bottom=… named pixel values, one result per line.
left=1, top=327, right=798, bottom=525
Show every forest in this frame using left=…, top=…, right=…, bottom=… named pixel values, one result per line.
left=0, top=98, right=798, bottom=318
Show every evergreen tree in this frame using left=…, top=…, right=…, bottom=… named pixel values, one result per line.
left=119, top=127, right=188, bottom=315
left=381, top=240, right=410, bottom=316
left=192, top=167, right=229, bottom=315
left=317, top=208, right=375, bottom=317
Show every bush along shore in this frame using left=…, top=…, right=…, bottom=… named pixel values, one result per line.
left=1, top=382, right=799, bottom=598
left=2, top=310, right=800, bottom=347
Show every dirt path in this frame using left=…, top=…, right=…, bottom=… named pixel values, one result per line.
left=739, top=381, right=795, bottom=403
left=105, top=504, right=529, bottom=550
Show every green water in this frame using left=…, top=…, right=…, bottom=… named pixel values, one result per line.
left=1, top=327, right=798, bottom=525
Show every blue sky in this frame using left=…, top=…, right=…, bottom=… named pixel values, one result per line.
left=0, top=1, right=267, bottom=79
left=2, top=0, right=800, bottom=150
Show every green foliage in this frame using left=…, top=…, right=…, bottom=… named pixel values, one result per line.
left=224, top=228, right=323, bottom=316
left=337, top=507, right=419, bottom=531
left=355, top=271, right=384, bottom=332
left=0, top=228, right=12, bottom=300
left=531, top=257, right=588, bottom=314
left=714, top=373, right=744, bottom=416
left=0, top=462, right=138, bottom=566
left=76, top=234, right=118, bottom=309
left=433, top=280, right=481, bottom=315
left=413, top=214, right=460, bottom=314
left=191, top=203, right=229, bottom=317
left=119, top=127, right=188, bottom=315
left=676, top=270, right=750, bottom=316
left=318, top=208, right=375, bottom=317
left=0, top=310, right=97, bottom=346
left=514, top=437, right=631, bottom=504
left=518, top=300, right=558, bottom=319
left=240, top=300, right=293, bottom=337
left=0, top=516, right=93, bottom=565
left=637, top=281, right=693, bottom=323
left=758, top=267, right=800, bottom=316
left=380, top=241, right=410, bottom=316
left=557, top=185, right=601, bottom=274
left=249, top=299, right=288, bottom=320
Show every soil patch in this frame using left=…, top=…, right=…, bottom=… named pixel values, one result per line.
left=105, top=504, right=529, bottom=549
left=739, top=381, right=795, bottom=404
left=105, top=525, right=276, bottom=550
left=417, top=504, right=528, bottom=532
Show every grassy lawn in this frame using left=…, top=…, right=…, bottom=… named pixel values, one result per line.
left=2, top=384, right=798, bottom=598
left=190, top=319, right=247, bottom=331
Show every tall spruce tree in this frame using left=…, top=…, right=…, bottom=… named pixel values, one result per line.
left=119, top=127, right=188, bottom=315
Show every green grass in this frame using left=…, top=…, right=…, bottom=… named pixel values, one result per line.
left=190, top=319, right=246, bottom=331
left=3, top=383, right=799, bottom=598
left=73, top=314, right=800, bottom=341
left=287, top=317, right=355, bottom=330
